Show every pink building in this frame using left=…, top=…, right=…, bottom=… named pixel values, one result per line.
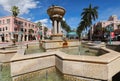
left=93, top=15, right=120, bottom=37
left=0, top=16, right=38, bottom=42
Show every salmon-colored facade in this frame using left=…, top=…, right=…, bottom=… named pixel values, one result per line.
left=93, top=15, right=120, bottom=35
left=92, top=15, right=120, bottom=36
left=0, top=16, right=38, bottom=42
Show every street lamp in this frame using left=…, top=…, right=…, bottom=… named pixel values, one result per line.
left=106, top=24, right=113, bottom=44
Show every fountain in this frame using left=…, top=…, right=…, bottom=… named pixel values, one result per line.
left=42, top=5, right=79, bottom=51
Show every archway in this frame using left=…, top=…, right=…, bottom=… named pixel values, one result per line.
left=1, top=34, right=4, bottom=42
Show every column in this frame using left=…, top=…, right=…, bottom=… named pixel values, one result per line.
left=22, top=34, right=25, bottom=41
left=4, top=34, right=6, bottom=42
left=52, top=20, right=54, bottom=34
left=27, top=34, right=29, bottom=41
left=54, top=20, right=57, bottom=34
left=11, top=32, right=14, bottom=40
left=35, top=35, right=37, bottom=40
left=18, top=33, right=21, bottom=43
left=0, top=36, right=1, bottom=42
left=58, top=21, right=61, bottom=34
left=90, top=26, right=92, bottom=40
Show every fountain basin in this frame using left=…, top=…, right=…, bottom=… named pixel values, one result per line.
left=10, top=46, right=120, bottom=81
left=47, top=5, right=65, bottom=19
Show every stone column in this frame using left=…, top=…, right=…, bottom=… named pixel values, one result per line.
left=52, top=20, right=54, bottom=34
left=58, top=21, right=61, bottom=34
left=22, top=34, right=25, bottom=41
left=35, top=35, right=37, bottom=40
left=18, top=33, right=21, bottom=43
left=0, top=36, right=1, bottom=42
left=27, top=34, right=29, bottom=41
left=11, top=32, right=14, bottom=40
left=4, top=34, right=6, bottom=42
left=54, top=20, right=57, bottom=34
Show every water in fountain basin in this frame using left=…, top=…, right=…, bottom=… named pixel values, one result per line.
left=60, top=44, right=106, bottom=56
left=25, top=44, right=45, bottom=54
left=0, top=63, right=12, bottom=81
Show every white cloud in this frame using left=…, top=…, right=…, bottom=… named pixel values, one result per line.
left=35, top=18, right=52, bottom=27
left=27, top=18, right=32, bottom=21
left=0, top=0, right=39, bottom=15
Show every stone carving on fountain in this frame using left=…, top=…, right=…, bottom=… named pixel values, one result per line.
left=47, top=5, right=66, bottom=40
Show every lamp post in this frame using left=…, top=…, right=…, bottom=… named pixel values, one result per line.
left=106, top=24, right=113, bottom=45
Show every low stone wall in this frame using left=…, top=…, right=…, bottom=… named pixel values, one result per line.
left=12, top=67, right=56, bottom=81
left=65, top=60, right=107, bottom=80
left=10, top=47, right=120, bottom=81
left=10, top=53, right=55, bottom=77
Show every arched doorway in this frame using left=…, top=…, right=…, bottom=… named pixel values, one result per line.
left=1, top=34, right=4, bottom=42
left=25, top=35, right=27, bottom=41
left=14, top=34, right=18, bottom=42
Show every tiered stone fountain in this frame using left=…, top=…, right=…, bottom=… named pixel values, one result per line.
left=42, top=5, right=79, bottom=51
left=47, top=5, right=65, bottom=40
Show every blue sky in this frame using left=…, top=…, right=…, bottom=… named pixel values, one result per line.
left=0, top=0, right=120, bottom=29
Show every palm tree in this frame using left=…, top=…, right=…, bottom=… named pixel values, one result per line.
left=36, top=22, right=43, bottom=47
left=36, top=22, right=42, bottom=40
left=77, top=20, right=88, bottom=40
left=44, top=27, right=48, bottom=37
left=61, top=20, right=71, bottom=33
left=11, top=6, right=20, bottom=45
left=81, top=4, right=98, bottom=40
left=11, top=6, right=20, bottom=17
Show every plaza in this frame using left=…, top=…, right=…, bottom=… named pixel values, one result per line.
left=0, top=1, right=120, bottom=81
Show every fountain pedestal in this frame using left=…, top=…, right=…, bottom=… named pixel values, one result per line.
left=51, top=34, right=63, bottom=40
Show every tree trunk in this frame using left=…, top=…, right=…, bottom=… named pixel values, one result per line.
left=90, top=25, right=93, bottom=41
